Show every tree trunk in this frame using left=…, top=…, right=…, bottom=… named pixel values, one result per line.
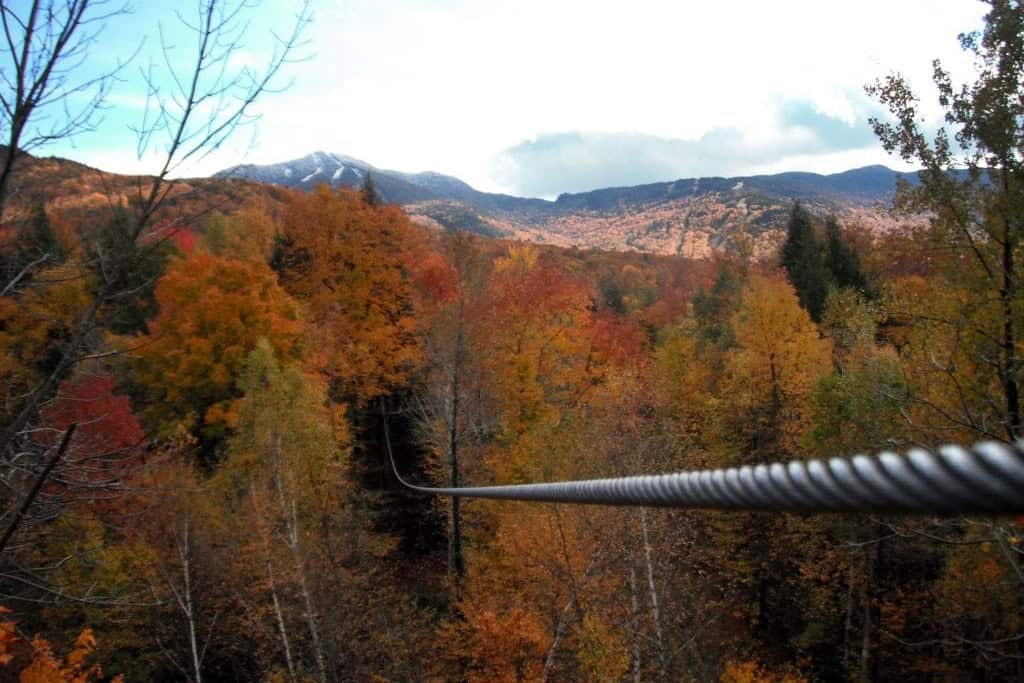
left=640, top=507, right=666, bottom=678
left=859, top=545, right=871, bottom=683
left=287, top=497, right=327, bottom=683
left=1000, top=167, right=1020, bottom=440
left=543, top=551, right=599, bottom=681
left=630, top=561, right=642, bottom=683
left=449, top=294, right=465, bottom=579
left=267, top=554, right=296, bottom=683
left=768, top=353, right=782, bottom=458
left=275, top=438, right=328, bottom=683
left=253, top=482, right=296, bottom=683
left=844, top=550, right=855, bottom=675
left=860, top=525, right=882, bottom=683
left=542, top=591, right=575, bottom=681
left=178, top=515, right=203, bottom=683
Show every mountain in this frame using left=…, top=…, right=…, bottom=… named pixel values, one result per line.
left=215, top=151, right=550, bottom=214
left=0, top=151, right=294, bottom=228
left=216, top=153, right=918, bottom=258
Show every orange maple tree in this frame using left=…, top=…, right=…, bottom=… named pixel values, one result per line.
left=134, top=252, right=304, bottom=448
left=276, top=185, right=421, bottom=403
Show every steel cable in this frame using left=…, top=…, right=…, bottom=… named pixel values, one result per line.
left=383, top=417, right=1024, bottom=513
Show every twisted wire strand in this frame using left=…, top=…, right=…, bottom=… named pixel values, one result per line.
left=384, top=418, right=1024, bottom=513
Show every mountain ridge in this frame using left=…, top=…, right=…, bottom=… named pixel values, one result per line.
left=213, top=152, right=920, bottom=258
left=214, top=151, right=913, bottom=210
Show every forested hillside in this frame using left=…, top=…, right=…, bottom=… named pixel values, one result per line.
left=218, top=153, right=920, bottom=259
left=1, top=1, right=1023, bottom=682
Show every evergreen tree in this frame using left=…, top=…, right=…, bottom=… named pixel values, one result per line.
left=779, top=202, right=828, bottom=322
left=0, top=204, right=65, bottom=293
left=360, top=171, right=379, bottom=206
left=693, top=262, right=742, bottom=350
left=85, top=207, right=178, bottom=334
left=824, top=216, right=869, bottom=295
left=23, top=204, right=63, bottom=265
left=597, top=274, right=626, bottom=315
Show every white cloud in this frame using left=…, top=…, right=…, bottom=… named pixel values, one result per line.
left=50, top=0, right=989, bottom=193
left=492, top=98, right=891, bottom=197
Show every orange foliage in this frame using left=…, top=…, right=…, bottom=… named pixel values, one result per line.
left=135, top=252, right=303, bottom=442
left=586, top=311, right=646, bottom=372
left=408, top=248, right=459, bottom=307
left=445, top=606, right=547, bottom=683
left=278, top=185, right=421, bottom=403
left=721, top=659, right=808, bottom=683
left=484, top=244, right=594, bottom=438
left=0, top=609, right=121, bottom=683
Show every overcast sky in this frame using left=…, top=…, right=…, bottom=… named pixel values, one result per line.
left=36, top=0, right=988, bottom=198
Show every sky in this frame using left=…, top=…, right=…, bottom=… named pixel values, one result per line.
left=26, top=0, right=989, bottom=198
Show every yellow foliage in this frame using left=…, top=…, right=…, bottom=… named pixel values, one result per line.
left=576, top=614, right=630, bottom=682
left=721, top=275, right=832, bottom=459
left=0, top=266, right=92, bottom=416
left=885, top=273, right=1007, bottom=443
left=654, top=322, right=714, bottom=440
left=721, top=659, right=808, bottom=683
left=494, top=243, right=539, bottom=276
left=485, top=245, right=593, bottom=441
left=200, top=200, right=278, bottom=264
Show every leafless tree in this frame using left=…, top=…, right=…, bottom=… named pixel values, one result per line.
left=412, top=231, right=498, bottom=581
left=128, top=0, right=312, bottom=235
left=0, top=0, right=312, bottom=603
left=0, top=0, right=133, bottom=224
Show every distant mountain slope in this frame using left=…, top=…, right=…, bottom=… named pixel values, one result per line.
left=550, top=165, right=912, bottom=211
left=1, top=151, right=293, bottom=228
left=215, top=151, right=550, bottom=215
left=214, top=152, right=919, bottom=257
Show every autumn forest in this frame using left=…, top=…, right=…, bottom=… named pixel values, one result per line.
left=1, top=0, right=1024, bottom=681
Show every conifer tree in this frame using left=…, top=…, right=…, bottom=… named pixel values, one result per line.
left=693, top=263, right=741, bottom=350
left=779, top=202, right=828, bottom=321
left=0, top=204, right=64, bottom=294
left=360, top=171, right=379, bottom=206
left=824, top=216, right=869, bottom=295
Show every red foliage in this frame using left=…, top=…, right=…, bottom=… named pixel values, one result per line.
left=587, top=311, right=646, bottom=368
left=408, top=249, right=458, bottom=306
left=170, top=229, right=198, bottom=254
left=41, top=372, right=144, bottom=497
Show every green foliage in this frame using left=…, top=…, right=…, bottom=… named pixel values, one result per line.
left=692, top=262, right=742, bottom=351
left=24, top=204, right=64, bottom=264
left=779, top=203, right=829, bottom=322
left=85, top=208, right=179, bottom=334
left=824, top=216, right=869, bottom=296
left=0, top=204, right=67, bottom=292
left=360, top=170, right=379, bottom=206
left=226, top=338, right=342, bottom=487
left=812, top=349, right=909, bottom=456
left=133, top=252, right=304, bottom=460
left=597, top=274, right=626, bottom=314
left=868, top=0, right=1024, bottom=440
left=36, top=515, right=159, bottom=678
left=820, top=288, right=883, bottom=364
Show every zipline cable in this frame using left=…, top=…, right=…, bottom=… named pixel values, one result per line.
left=383, top=415, right=1024, bottom=514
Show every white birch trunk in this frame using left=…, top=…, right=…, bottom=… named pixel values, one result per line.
left=275, top=437, right=328, bottom=683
